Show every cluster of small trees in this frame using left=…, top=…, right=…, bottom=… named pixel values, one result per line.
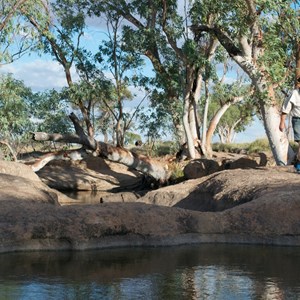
left=1, top=0, right=299, bottom=164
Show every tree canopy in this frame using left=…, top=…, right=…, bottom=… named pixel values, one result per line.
left=1, top=0, right=300, bottom=164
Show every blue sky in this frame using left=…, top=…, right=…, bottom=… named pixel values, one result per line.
left=234, top=117, right=265, bottom=143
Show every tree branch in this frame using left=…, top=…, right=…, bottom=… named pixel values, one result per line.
left=161, top=0, right=185, bottom=62
left=191, top=24, right=243, bottom=58
left=31, top=113, right=170, bottom=182
left=0, top=0, right=28, bottom=32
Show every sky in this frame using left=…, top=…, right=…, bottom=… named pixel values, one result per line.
left=234, top=118, right=265, bottom=143
left=0, top=17, right=266, bottom=144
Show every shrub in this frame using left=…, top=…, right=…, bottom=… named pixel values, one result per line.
left=213, top=138, right=271, bottom=154
left=247, top=138, right=270, bottom=153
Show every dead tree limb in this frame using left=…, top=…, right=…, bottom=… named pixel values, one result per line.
left=31, top=113, right=170, bottom=183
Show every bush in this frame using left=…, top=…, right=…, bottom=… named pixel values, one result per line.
left=138, top=140, right=178, bottom=157
left=212, top=138, right=271, bottom=154
left=247, top=138, right=271, bottom=153
left=168, top=161, right=186, bottom=183
left=212, top=142, right=249, bottom=153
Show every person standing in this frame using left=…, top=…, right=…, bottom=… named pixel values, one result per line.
left=279, top=86, right=300, bottom=172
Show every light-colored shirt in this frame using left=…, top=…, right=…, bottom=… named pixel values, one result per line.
left=281, top=89, right=300, bottom=117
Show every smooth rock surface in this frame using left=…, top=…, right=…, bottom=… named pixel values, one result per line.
left=0, top=161, right=300, bottom=253
left=37, top=156, right=144, bottom=191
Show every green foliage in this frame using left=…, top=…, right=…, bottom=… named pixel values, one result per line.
left=258, top=15, right=290, bottom=85
left=62, top=76, right=112, bottom=108
left=138, top=108, right=173, bottom=144
left=247, top=138, right=271, bottom=153
left=0, top=0, right=46, bottom=63
left=213, top=138, right=271, bottom=154
left=202, top=81, right=255, bottom=143
left=35, top=0, right=86, bottom=61
left=0, top=74, right=32, bottom=139
left=168, top=162, right=185, bottom=183
left=136, top=139, right=179, bottom=158
left=93, top=13, right=147, bottom=145
left=30, top=89, right=71, bottom=133
left=154, top=140, right=178, bottom=156
left=124, top=131, right=141, bottom=145
left=221, top=104, right=253, bottom=133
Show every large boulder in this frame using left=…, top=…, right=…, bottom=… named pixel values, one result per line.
left=183, top=159, right=222, bottom=179
left=0, top=160, right=40, bottom=181
left=0, top=161, right=73, bottom=205
left=141, top=167, right=299, bottom=210
left=0, top=173, right=59, bottom=204
left=37, top=156, right=144, bottom=191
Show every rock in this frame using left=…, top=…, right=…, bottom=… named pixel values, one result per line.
left=225, top=156, right=260, bottom=169
left=136, top=178, right=205, bottom=207
left=56, top=190, right=145, bottom=205
left=0, top=173, right=59, bottom=204
left=37, top=156, right=144, bottom=191
left=0, top=161, right=73, bottom=205
left=184, top=152, right=272, bottom=179
left=141, top=167, right=300, bottom=210
left=183, top=159, right=222, bottom=179
left=99, top=192, right=141, bottom=203
left=1, top=161, right=300, bottom=253
left=0, top=160, right=40, bottom=181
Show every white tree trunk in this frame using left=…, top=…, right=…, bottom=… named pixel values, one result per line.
left=205, top=19, right=295, bottom=165
left=190, top=72, right=203, bottom=141
left=201, top=80, right=210, bottom=157
left=259, top=102, right=291, bottom=165
left=182, top=67, right=196, bottom=159
left=183, top=93, right=196, bottom=159
left=205, top=102, right=231, bottom=156
left=189, top=105, right=198, bottom=140
left=232, top=55, right=292, bottom=165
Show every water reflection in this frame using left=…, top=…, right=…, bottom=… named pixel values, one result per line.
left=0, top=244, right=299, bottom=299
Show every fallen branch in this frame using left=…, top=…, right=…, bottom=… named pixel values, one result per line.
left=30, top=113, right=170, bottom=183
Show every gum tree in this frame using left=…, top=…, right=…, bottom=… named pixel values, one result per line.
left=203, top=80, right=255, bottom=155
left=0, top=74, right=33, bottom=158
left=95, top=13, right=146, bottom=146
left=27, top=1, right=94, bottom=137
left=0, top=0, right=38, bottom=64
left=89, top=0, right=222, bottom=158
left=0, top=0, right=170, bottom=182
left=191, top=0, right=299, bottom=165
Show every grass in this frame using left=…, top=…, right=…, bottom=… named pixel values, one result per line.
left=212, top=138, right=272, bottom=154
left=141, top=138, right=276, bottom=158
left=168, top=161, right=186, bottom=183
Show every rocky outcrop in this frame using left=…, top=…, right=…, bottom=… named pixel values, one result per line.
left=183, top=159, right=222, bottom=179
left=0, top=161, right=300, bottom=253
left=0, top=160, right=74, bottom=205
left=140, top=167, right=299, bottom=210
left=37, top=156, right=145, bottom=191
left=0, top=160, right=41, bottom=181
left=184, top=152, right=272, bottom=179
left=0, top=173, right=59, bottom=204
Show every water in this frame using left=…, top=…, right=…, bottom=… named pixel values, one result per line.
left=0, top=244, right=300, bottom=299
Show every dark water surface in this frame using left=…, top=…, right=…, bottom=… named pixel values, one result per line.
left=0, top=244, right=300, bottom=299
